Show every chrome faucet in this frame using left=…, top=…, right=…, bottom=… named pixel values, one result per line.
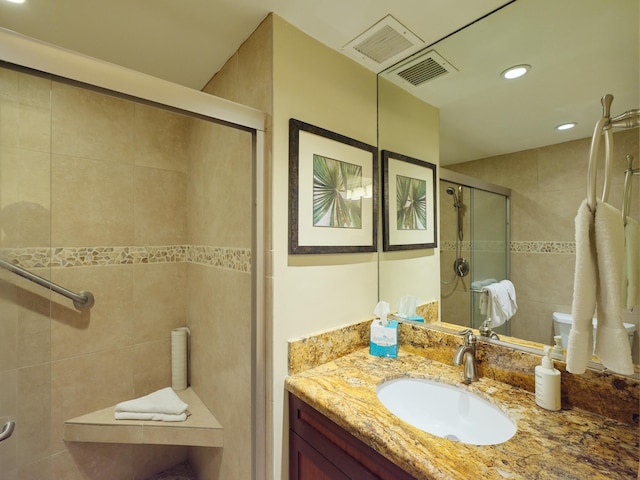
left=479, top=319, right=500, bottom=340
left=453, top=329, right=478, bottom=384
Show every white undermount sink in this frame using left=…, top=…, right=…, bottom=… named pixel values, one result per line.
left=376, top=377, right=516, bottom=445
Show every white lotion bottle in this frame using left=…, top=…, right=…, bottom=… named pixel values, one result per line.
left=535, top=346, right=561, bottom=411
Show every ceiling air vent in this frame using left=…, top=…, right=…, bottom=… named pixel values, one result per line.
left=387, top=50, right=457, bottom=88
left=343, top=15, right=424, bottom=71
left=353, top=25, right=414, bottom=64
left=397, top=57, right=448, bottom=86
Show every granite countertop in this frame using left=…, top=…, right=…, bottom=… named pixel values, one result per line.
left=285, top=348, right=639, bottom=480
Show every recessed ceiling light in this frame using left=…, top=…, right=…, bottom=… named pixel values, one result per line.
left=500, top=64, right=531, bottom=80
left=555, top=122, right=577, bottom=131
left=4, top=0, right=25, bottom=3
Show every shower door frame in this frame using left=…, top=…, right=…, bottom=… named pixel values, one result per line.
left=0, top=28, right=269, bottom=480
left=440, top=168, right=511, bottom=330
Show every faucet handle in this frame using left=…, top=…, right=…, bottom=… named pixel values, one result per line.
left=458, top=329, right=476, bottom=345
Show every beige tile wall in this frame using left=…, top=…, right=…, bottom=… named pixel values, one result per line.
left=0, top=68, right=54, bottom=480
left=0, top=69, right=51, bottom=250
left=1, top=64, right=255, bottom=479
left=449, top=129, right=639, bottom=362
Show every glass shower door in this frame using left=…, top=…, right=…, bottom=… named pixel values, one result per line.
left=470, top=188, right=510, bottom=335
left=0, top=66, right=54, bottom=479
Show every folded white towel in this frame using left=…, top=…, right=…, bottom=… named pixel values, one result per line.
left=481, top=280, right=517, bottom=328
left=115, top=387, right=188, bottom=415
left=567, top=200, right=633, bottom=375
left=623, top=218, right=639, bottom=310
left=114, top=411, right=189, bottom=422
left=471, top=278, right=497, bottom=291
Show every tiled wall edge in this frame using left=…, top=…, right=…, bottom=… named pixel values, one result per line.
left=441, top=241, right=576, bottom=254
left=1, top=245, right=251, bottom=273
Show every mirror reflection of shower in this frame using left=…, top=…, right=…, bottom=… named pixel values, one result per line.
left=442, top=184, right=469, bottom=285
left=439, top=170, right=511, bottom=335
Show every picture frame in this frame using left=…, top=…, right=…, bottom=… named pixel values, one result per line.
left=382, top=150, right=437, bottom=251
left=289, top=118, right=378, bottom=254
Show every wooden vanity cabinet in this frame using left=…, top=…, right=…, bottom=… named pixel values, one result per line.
left=289, top=393, right=416, bottom=480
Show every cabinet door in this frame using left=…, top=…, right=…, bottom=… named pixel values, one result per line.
left=290, top=431, right=351, bottom=480
left=289, top=394, right=417, bottom=480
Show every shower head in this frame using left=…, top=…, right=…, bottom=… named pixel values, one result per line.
left=446, top=186, right=460, bottom=208
left=445, top=185, right=464, bottom=241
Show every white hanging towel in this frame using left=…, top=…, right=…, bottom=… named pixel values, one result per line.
left=623, top=218, right=639, bottom=310
left=481, top=280, right=517, bottom=328
left=567, top=200, right=633, bottom=375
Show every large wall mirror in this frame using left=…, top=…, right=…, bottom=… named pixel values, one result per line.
left=377, top=0, right=639, bottom=366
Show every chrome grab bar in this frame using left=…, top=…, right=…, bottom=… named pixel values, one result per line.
left=0, top=420, right=15, bottom=443
left=0, top=258, right=94, bottom=310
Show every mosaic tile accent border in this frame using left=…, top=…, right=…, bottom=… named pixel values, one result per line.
left=441, top=240, right=575, bottom=255
left=510, top=241, right=575, bottom=254
left=441, top=240, right=471, bottom=251
left=187, top=245, right=251, bottom=273
left=0, top=245, right=251, bottom=273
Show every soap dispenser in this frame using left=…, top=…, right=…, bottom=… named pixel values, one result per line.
left=535, top=346, right=561, bottom=411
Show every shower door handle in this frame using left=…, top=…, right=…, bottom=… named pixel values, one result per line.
left=0, top=420, right=15, bottom=443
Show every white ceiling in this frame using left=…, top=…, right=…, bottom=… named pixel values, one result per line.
left=0, top=0, right=509, bottom=89
left=1, top=0, right=637, bottom=165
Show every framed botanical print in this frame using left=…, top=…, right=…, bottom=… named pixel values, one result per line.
left=382, top=150, right=437, bottom=251
left=289, top=119, right=377, bottom=254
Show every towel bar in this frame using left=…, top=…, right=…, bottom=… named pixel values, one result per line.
left=0, top=258, right=94, bottom=309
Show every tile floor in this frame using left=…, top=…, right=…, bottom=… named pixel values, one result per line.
left=145, top=461, right=196, bottom=480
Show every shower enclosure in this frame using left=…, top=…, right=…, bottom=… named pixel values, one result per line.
left=440, top=169, right=511, bottom=336
left=0, top=30, right=266, bottom=480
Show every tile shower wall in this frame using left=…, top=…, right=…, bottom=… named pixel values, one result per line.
left=439, top=183, right=471, bottom=325
left=448, top=129, right=639, bottom=362
left=0, top=65, right=253, bottom=479
left=186, top=116, right=253, bottom=480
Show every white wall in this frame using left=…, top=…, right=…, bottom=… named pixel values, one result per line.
left=271, top=16, right=379, bottom=480
left=377, top=78, right=441, bottom=311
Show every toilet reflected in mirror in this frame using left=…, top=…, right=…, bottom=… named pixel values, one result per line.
left=552, top=312, right=637, bottom=352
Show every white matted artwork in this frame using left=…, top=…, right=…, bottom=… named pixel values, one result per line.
left=382, top=150, right=437, bottom=251
left=289, top=119, right=377, bottom=254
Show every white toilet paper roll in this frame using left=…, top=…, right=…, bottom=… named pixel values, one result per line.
left=171, top=327, right=190, bottom=390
